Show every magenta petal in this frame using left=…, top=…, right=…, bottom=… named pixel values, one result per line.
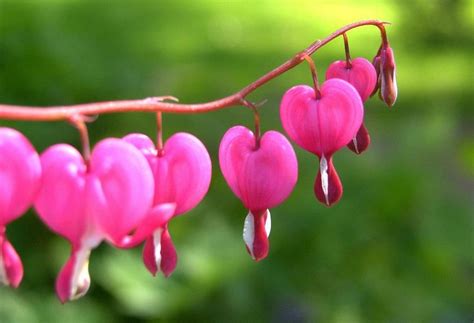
left=347, top=123, right=371, bottom=154
left=326, top=57, right=377, bottom=102
left=0, top=128, right=41, bottom=225
left=280, top=79, right=363, bottom=157
left=88, top=138, right=154, bottom=242
left=34, top=144, right=88, bottom=243
left=0, top=231, right=23, bottom=288
left=143, top=236, right=158, bottom=276
left=56, top=245, right=91, bottom=303
left=219, top=126, right=298, bottom=210
left=159, top=227, right=177, bottom=277
left=142, top=226, right=177, bottom=277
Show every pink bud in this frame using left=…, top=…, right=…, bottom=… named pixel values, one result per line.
left=34, top=138, right=155, bottom=302
left=280, top=79, right=363, bottom=206
left=326, top=57, right=376, bottom=154
left=380, top=45, right=397, bottom=107
left=219, top=126, right=298, bottom=261
left=123, top=132, right=211, bottom=277
left=0, top=127, right=41, bottom=288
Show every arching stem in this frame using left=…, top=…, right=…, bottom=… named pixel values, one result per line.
left=0, top=20, right=390, bottom=121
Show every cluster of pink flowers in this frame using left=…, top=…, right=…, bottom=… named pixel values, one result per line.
left=0, top=42, right=396, bottom=303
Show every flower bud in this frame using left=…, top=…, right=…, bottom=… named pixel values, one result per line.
left=380, top=45, right=397, bottom=107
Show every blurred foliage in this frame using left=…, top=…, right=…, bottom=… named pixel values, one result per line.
left=0, top=0, right=473, bottom=322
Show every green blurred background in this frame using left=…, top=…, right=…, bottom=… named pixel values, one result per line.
left=0, top=0, right=472, bottom=322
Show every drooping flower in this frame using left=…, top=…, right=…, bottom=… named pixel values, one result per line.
left=219, top=126, right=298, bottom=261
left=0, top=127, right=41, bottom=288
left=326, top=57, right=377, bottom=154
left=34, top=139, right=175, bottom=303
left=280, top=79, right=363, bottom=206
left=122, top=133, right=212, bottom=277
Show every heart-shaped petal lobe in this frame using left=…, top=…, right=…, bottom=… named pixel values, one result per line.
left=326, top=57, right=377, bottom=102
left=280, top=79, right=363, bottom=157
left=35, top=144, right=88, bottom=244
left=0, top=127, right=41, bottom=225
left=88, top=139, right=155, bottom=242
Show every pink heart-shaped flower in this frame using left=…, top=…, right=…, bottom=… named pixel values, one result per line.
left=280, top=79, right=363, bottom=206
left=34, top=138, right=156, bottom=302
left=219, top=126, right=298, bottom=261
left=123, top=132, right=212, bottom=277
left=0, top=127, right=41, bottom=288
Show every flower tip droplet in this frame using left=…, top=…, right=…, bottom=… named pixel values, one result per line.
left=347, top=123, right=371, bottom=155
left=0, top=235, right=24, bottom=288
left=55, top=247, right=91, bottom=303
left=243, top=210, right=271, bottom=261
left=314, top=156, right=343, bottom=207
left=142, top=227, right=178, bottom=277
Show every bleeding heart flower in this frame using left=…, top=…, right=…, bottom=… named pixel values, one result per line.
left=34, top=138, right=174, bottom=303
left=219, top=126, right=298, bottom=261
left=0, top=127, right=41, bottom=288
left=326, top=57, right=377, bottom=154
left=280, top=79, right=363, bottom=206
left=122, top=132, right=212, bottom=277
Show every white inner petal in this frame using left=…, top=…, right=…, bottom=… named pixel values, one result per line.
left=243, top=212, right=255, bottom=259
left=352, top=137, right=359, bottom=154
left=153, top=228, right=163, bottom=272
left=264, top=210, right=271, bottom=237
left=0, top=252, right=8, bottom=286
left=320, top=155, right=330, bottom=205
left=70, top=247, right=91, bottom=301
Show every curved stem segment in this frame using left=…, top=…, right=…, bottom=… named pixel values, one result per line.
left=0, top=20, right=388, bottom=121
left=303, top=54, right=321, bottom=99
left=69, top=115, right=91, bottom=162
left=343, top=33, right=352, bottom=68
left=241, top=99, right=261, bottom=149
